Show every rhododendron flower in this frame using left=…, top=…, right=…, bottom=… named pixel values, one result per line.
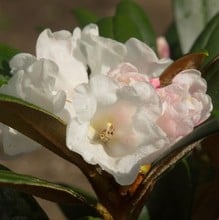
left=66, top=24, right=212, bottom=185
left=67, top=74, right=168, bottom=185
left=74, top=24, right=172, bottom=77
left=0, top=28, right=89, bottom=156
left=157, top=69, right=212, bottom=141
left=0, top=23, right=212, bottom=185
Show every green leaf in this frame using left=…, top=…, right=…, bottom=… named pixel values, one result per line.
left=113, top=1, right=156, bottom=50
left=0, top=74, right=9, bottom=86
left=97, top=17, right=114, bottom=39
left=0, top=186, right=49, bottom=219
left=0, top=164, right=49, bottom=219
left=58, top=184, right=100, bottom=219
left=0, top=165, right=100, bottom=219
left=190, top=13, right=219, bottom=65
left=203, top=56, right=219, bottom=117
left=72, top=8, right=99, bottom=27
left=173, top=0, right=219, bottom=53
left=0, top=44, right=19, bottom=82
left=146, top=161, right=192, bottom=220
left=165, top=22, right=182, bottom=59
left=0, top=44, right=19, bottom=69
left=138, top=206, right=150, bottom=220
left=0, top=169, right=95, bottom=206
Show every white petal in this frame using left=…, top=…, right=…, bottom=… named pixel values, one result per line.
left=173, top=69, right=207, bottom=93
left=90, top=75, right=118, bottom=105
left=80, top=28, right=126, bottom=75
left=1, top=125, right=40, bottom=156
left=73, top=85, right=97, bottom=122
left=9, top=53, right=36, bottom=73
left=118, top=82, right=161, bottom=120
left=36, top=29, right=88, bottom=90
left=0, top=71, right=25, bottom=99
left=82, top=24, right=99, bottom=36
left=22, top=59, right=66, bottom=113
left=125, top=38, right=172, bottom=77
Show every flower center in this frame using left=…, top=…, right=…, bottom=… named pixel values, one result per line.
left=99, top=122, right=115, bottom=143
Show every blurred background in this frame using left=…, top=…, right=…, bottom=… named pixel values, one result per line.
left=0, top=0, right=172, bottom=219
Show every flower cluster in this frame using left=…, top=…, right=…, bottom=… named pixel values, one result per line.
left=0, top=24, right=212, bottom=185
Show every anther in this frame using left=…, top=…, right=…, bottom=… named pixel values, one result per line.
left=99, top=122, right=115, bottom=143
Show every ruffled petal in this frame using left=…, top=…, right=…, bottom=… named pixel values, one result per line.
left=125, top=38, right=172, bottom=77
left=36, top=29, right=88, bottom=90
left=79, top=24, right=126, bottom=75
left=10, top=53, right=37, bottom=73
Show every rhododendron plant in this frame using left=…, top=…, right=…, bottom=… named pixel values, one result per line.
left=0, top=1, right=218, bottom=219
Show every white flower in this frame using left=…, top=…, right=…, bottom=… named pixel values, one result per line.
left=66, top=24, right=212, bottom=185
left=67, top=74, right=168, bottom=185
left=157, top=69, right=213, bottom=141
left=74, top=24, right=172, bottom=77
left=0, top=28, right=90, bottom=156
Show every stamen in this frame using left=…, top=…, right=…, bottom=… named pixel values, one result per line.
left=99, top=122, right=115, bottom=143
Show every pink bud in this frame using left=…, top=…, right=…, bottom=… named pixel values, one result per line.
left=156, top=36, right=170, bottom=59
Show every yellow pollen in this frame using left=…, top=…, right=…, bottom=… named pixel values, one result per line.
left=139, top=164, right=151, bottom=175
left=99, top=122, right=115, bottom=143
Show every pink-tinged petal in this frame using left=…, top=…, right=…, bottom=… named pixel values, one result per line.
left=157, top=70, right=212, bottom=140
left=66, top=72, right=168, bottom=185
left=108, top=63, right=149, bottom=86
left=156, top=36, right=170, bottom=59
left=149, top=78, right=160, bottom=89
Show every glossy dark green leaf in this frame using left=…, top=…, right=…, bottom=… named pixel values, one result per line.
left=0, top=169, right=94, bottom=206
left=58, top=184, right=100, bottom=219
left=165, top=22, right=182, bottom=59
left=173, top=0, right=219, bottom=53
left=113, top=1, right=156, bottom=50
left=97, top=17, right=114, bottom=39
left=190, top=13, right=219, bottom=65
left=203, top=56, right=219, bottom=117
left=0, top=165, right=48, bottom=219
left=0, top=186, right=49, bottom=219
left=0, top=44, right=19, bottom=69
left=0, top=44, right=19, bottom=82
left=146, top=161, right=192, bottom=220
left=159, top=52, right=208, bottom=87
left=72, top=8, right=99, bottom=27
left=0, top=165, right=100, bottom=219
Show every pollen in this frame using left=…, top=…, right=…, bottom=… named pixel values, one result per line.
left=99, top=122, right=115, bottom=143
